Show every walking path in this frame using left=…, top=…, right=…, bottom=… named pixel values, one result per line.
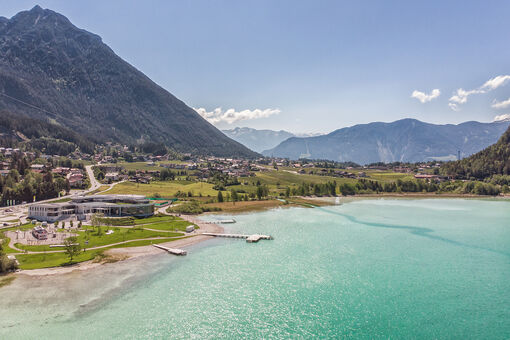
left=8, top=236, right=184, bottom=255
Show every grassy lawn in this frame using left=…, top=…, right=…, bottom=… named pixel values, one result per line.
left=133, top=215, right=177, bottom=225
left=16, top=250, right=102, bottom=270
left=86, top=185, right=110, bottom=195
left=15, top=235, right=194, bottom=270
left=141, top=220, right=196, bottom=232
left=0, top=236, right=18, bottom=253
left=354, top=170, right=413, bottom=182
left=14, top=227, right=184, bottom=252
left=1, top=223, right=35, bottom=232
left=107, top=181, right=218, bottom=197
left=133, top=215, right=195, bottom=231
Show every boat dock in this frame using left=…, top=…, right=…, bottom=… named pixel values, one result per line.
left=152, top=244, right=187, bottom=255
left=202, top=233, right=272, bottom=243
left=201, top=219, right=237, bottom=224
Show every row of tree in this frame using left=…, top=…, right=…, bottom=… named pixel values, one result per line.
left=1, top=170, right=70, bottom=205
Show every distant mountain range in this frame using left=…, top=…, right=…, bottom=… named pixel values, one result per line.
left=222, top=127, right=295, bottom=153
left=222, top=127, right=323, bottom=152
left=0, top=6, right=256, bottom=157
left=262, top=119, right=510, bottom=164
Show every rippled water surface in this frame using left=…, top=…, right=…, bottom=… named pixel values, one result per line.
left=1, top=199, right=509, bottom=339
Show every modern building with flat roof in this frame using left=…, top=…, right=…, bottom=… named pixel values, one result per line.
left=28, top=195, right=154, bottom=222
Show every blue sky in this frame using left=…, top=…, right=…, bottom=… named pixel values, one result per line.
left=1, top=1, right=510, bottom=133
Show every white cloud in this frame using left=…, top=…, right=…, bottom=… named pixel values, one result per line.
left=493, top=114, right=510, bottom=122
left=411, top=89, right=440, bottom=103
left=194, top=107, right=281, bottom=124
left=449, top=88, right=481, bottom=104
left=448, top=102, right=460, bottom=111
left=491, top=97, right=510, bottom=110
left=482, top=75, right=510, bottom=91
left=449, top=75, right=510, bottom=110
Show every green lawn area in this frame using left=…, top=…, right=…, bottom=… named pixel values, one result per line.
left=349, top=169, right=413, bottom=182
left=226, top=170, right=357, bottom=196
left=16, top=250, right=102, bottom=270
left=15, top=227, right=184, bottom=252
left=107, top=180, right=218, bottom=197
left=1, top=223, right=35, bottom=232
left=142, top=221, right=196, bottom=232
left=0, top=236, right=18, bottom=253
left=86, top=185, right=110, bottom=195
left=133, top=215, right=196, bottom=231
left=15, top=235, right=194, bottom=270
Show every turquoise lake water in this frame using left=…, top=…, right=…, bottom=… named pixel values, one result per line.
left=1, top=198, right=510, bottom=339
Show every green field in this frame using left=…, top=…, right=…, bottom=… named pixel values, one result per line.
left=16, top=250, right=102, bottom=270
left=107, top=180, right=218, bottom=197
left=86, top=185, right=110, bottom=195
left=133, top=215, right=195, bottom=231
left=14, top=237, right=189, bottom=270
left=0, top=236, right=18, bottom=253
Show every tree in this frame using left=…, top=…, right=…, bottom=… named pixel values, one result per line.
left=91, top=213, right=105, bottom=235
left=256, top=185, right=264, bottom=200
left=231, top=189, right=238, bottom=204
left=217, top=191, right=224, bottom=203
left=63, top=236, right=81, bottom=263
left=339, top=183, right=356, bottom=196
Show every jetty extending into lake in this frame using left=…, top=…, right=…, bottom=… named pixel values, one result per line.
left=201, top=219, right=237, bottom=224
left=202, top=232, right=272, bottom=243
left=152, top=244, right=187, bottom=255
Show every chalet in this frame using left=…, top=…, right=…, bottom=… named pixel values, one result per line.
left=105, top=172, right=121, bottom=181
left=67, top=173, right=84, bottom=187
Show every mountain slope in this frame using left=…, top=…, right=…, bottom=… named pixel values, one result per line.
left=222, top=127, right=295, bottom=153
left=442, top=125, right=510, bottom=179
left=262, top=119, right=510, bottom=164
left=0, top=110, right=96, bottom=154
left=0, top=6, right=257, bottom=157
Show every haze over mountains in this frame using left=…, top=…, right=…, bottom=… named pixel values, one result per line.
left=262, top=119, right=510, bottom=164
left=221, top=127, right=323, bottom=153
left=0, top=6, right=256, bottom=157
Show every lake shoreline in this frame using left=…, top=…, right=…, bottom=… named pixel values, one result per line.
left=14, top=214, right=224, bottom=277
left=10, top=193, right=509, bottom=276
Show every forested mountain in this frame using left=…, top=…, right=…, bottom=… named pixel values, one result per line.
left=442, top=125, right=510, bottom=179
left=262, top=119, right=510, bottom=164
left=0, top=110, right=96, bottom=154
left=0, top=6, right=256, bottom=157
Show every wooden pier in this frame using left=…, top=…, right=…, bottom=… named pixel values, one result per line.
left=152, top=244, right=187, bottom=255
left=202, top=232, right=272, bottom=243
left=201, top=219, right=237, bottom=224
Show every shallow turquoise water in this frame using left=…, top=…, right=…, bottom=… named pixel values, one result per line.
left=1, top=199, right=510, bottom=339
